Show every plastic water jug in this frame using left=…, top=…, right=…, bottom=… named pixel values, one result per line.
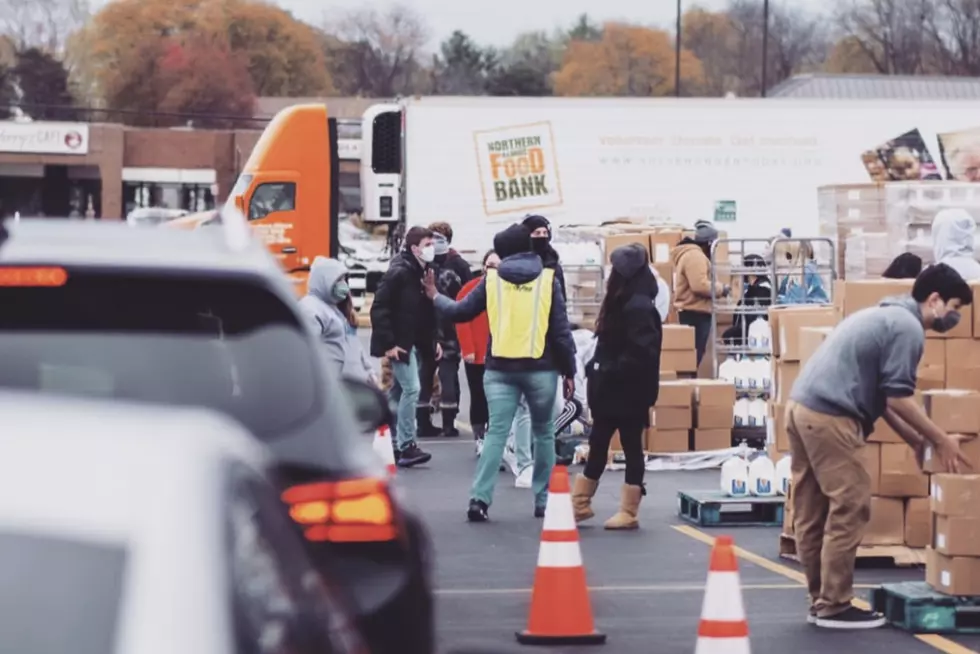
left=721, top=456, right=750, bottom=497
left=734, top=398, right=751, bottom=427
left=748, top=453, right=776, bottom=496
left=757, top=357, right=772, bottom=392
left=719, top=357, right=737, bottom=384
left=748, top=318, right=772, bottom=351
left=732, top=358, right=749, bottom=391
left=775, top=455, right=792, bottom=496
left=748, top=398, right=767, bottom=426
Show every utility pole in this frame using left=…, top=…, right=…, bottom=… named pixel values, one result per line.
left=675, top=0, right=682, bottom=96
left=761, top=0, right=770, bottom=97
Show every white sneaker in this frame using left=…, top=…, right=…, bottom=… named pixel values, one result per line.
left=515, top=466, right=533, bottom=489
left=501, top=445, right=519, bottom=476
left=475, top=439, right=484, bottom=457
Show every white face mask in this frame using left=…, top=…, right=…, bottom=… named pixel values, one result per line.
left=418, top=244, right=436, bottom=263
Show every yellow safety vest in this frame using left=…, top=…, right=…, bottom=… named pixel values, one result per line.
left=486, top=268, right=554, bottom=359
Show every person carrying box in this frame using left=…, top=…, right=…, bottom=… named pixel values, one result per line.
left=785, top=262, right=972, bottom=630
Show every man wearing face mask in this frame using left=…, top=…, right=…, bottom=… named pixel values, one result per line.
left=785, top=263, right=972, bottom=631
left=370, top=226, right=440, bottom=468
left=670, top=219, right=730, bottom=366
left=522, top=215, right=566, bottom=301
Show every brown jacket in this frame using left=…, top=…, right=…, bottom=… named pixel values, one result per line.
left=670, top=241, right=723, bottom=313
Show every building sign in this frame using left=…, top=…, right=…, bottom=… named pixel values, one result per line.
left=0, top=122, right=90, bottom=155
left=473, top=121, right=563, bottom=217
left=714, top=200, right=737, bottom=222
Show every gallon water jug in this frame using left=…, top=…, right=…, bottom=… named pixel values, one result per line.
left=734, top=398, right=751, bottom=427
left=718, top=357, right=737, bottom=385
left=720, top=456, right=750, bottom=497
left=732, top=358, right=749, bottom=391
left=775, top=455, right=792, bottom=496
left=748, top=318, right=772, bottom=351
left=748, top=398, right=767, bottom=426
left=748, top=453, right=776, bottom=496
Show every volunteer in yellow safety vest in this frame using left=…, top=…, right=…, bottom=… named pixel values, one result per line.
left=423, top=224, right=577, bottom=522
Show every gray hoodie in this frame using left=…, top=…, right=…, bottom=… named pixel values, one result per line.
left=299, top=257, right=351, bottom=378
left=790, top=295, right=924, bottom=437
left=933, top=208, right=980, bottom=281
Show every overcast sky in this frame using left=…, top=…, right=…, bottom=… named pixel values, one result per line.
left=279, top=0, right=827, bottom=48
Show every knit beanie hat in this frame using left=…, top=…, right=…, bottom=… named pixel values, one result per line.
left=494, top=224, right=533, bottom=259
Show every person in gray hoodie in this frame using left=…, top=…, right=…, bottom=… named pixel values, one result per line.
left=932, top=208, right=980, bottom=281
left=298, top=257, right=352, bottom=378
left=785, top=263, right=972, bottom=631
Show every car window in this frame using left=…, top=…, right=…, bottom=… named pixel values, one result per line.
left=0, top=531, right=126, bottom=654
left=0, top=270, right=319, bottom=438
left=249, top=183, right=296, bottom=221
left=227, top=469, right=365, bottom=654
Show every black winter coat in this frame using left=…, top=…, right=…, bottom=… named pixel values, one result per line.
left=586, top=274, right=663, bottom=422
left=539, top=247, right=567, bottom=301
left=369, top=251, right=437, bottom=358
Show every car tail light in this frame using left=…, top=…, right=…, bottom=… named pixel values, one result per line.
left=281, top=477, right=398, bottom=543
left=0, top=266, right=68, bottom=286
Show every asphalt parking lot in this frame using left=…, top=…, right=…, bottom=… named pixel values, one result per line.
left=358, top=332, right=980, bottom=653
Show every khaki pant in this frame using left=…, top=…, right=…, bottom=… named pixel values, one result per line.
left=785, top=400, right=872, bottom=618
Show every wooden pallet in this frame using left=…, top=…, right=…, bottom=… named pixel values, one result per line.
left=778, top=533, right=927, bottom=567
left=871, top=581, right=980, bottom=634
left=677, top=490, right=784, bottom=527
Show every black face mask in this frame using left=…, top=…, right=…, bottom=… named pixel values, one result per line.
left=433, top=253, right=448, bottom=265
left=531, top=237, right=550, bottom=256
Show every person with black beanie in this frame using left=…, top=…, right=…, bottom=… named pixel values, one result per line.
left=424, top=223, right=577, bottom=522
left=522, top=214, right=567, bottom=301
left=882, top=252, right=923, bottom=279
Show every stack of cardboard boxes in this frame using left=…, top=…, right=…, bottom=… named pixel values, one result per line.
left=780, top=278, right=980, bottom=556
left=661, top=325, right=698, bottom=378
left=610, top=378, right=737, bottom=456
left=929, top=473, right=980, bottom=595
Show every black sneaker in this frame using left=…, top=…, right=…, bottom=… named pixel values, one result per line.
left=534, top=505, right=546, bottom=518
left=467, top=499, right=489, bottom=522
left=397, top=443, right=432, bottom=468
left=814, top=605, right=886, bottom=630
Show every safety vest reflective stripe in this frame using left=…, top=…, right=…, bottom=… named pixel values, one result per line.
left=486, top=267, right=554, bottom=359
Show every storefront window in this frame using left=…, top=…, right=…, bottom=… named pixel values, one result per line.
left=123, top=182, right=215, bottom=216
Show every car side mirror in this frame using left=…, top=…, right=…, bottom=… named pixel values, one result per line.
left=342, top=376, right=391, bottom=433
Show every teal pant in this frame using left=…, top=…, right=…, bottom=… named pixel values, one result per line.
left=471, top=369, right=558, bottom=509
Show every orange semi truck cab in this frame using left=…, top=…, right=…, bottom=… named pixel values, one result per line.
left=223, top=104, right=341, bottom=293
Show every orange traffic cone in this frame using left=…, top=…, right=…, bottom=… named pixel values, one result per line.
left=372, top=425, right=397, bottom=477
left=516, top=466, right=605, bottom=646
left=695, top=535, right=750, bottom=654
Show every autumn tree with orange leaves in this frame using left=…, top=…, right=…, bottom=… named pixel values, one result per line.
left=554, top=22, right=703, bottom=96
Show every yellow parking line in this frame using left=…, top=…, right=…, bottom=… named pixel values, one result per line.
left=672, top=524, right=974, bottom=654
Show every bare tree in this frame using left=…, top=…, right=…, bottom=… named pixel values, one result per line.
left=324, top=5, right=429, bottom=97
left=835, top=0, right=936, bottom=74
left=0, top=0, right=89, bottom=53
left=927, top=0, right=980, bottom=75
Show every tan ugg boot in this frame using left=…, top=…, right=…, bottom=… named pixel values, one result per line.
left=604, top=484, right=643, bottom=530
left=572, top=474, right=598, bottom=522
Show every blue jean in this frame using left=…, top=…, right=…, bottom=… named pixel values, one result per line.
left=388, top=348, right=421, bottom=451
left=472, top=369, right=558, bottom=508
left=509, top=399, right=533, bottom=470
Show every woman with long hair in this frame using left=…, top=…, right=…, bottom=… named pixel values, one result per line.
left=574, top=243, right=663, bottom=530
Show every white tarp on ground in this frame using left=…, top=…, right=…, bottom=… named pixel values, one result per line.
left=574, top=444, right=747, bottom=471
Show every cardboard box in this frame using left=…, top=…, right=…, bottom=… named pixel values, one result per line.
left=861, top=496, right=905, bottom=546
left=944, top=338, right=980, bottom=392
left=946, top=367, right=980, bottom=392
left=974, top=282, right=980, bottom=337
left=649, top=230, right=683, bottom=264
left=770, top=402, right=790, bottom=452
left=647, top=428, right=689, bottom=453
left=657, top=381, right=693, bottom=407
left=926, top=549, right=980, bottom=596
left=917, top=366, right=947, bottom=391
left=934, top=515, right=980, bottom=556
left=697, top=405, right=734, bottom=429
left=931, top=474, right=980, bottom=517
left=692, top=380, right=737, bottom=406
left=662, top=325, right=696, bottom=350
left=651, top=406, right=693, bottom=430
left=769, top=306, right=838, bottom=360
left=604, top=233, right=651, bottom=263
left=694, top=429, right=731, bottom=451
left=860, top=443, right=881, bottom=496
left=904, top=498, right=931, bottom=548
left=923, top=389, right=980, bottom=434
left=610, top=431, right=622, bottom=453
left=799, top=326, right=834, bottom=367
left=660, top=350, right=698, bottom=373
left=774, top=361, right=801, bottom=404
left=868, top=417, right=903, bottom=444
left=924, top=435, right=980, bottom=474
left=839, top=279, right=913, bottom=317
left=923, top=339, right=946, bottom=369
left=879, top=443, right=929, bottom=497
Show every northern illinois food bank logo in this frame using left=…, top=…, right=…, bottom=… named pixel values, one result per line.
left=64, top=131, right=83, bottom=149
left=473, top=121, right=563, bottom=216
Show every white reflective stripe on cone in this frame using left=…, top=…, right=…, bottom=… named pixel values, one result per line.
left=700, top=572, right=747, bottom=621
left=537, top=541, right=583, bottom=568
left=695, top=637, right=750, bottom=654
left=542, top=493, right=575, bottom=531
